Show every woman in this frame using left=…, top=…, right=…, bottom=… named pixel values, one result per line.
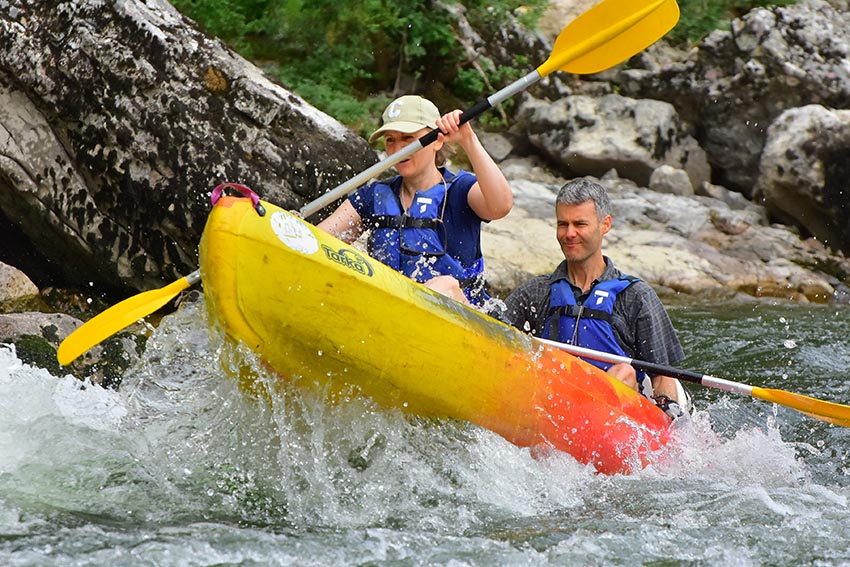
left=318, top=95, right=512, bottom=306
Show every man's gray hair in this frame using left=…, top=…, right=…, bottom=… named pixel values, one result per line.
left=555, top=178, right=611, bottom=219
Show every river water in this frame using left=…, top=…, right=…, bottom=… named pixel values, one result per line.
left=1, top=295, right=849, bottom=566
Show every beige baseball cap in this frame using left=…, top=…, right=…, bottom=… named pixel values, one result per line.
left=369, top=95, right=440, bottom=144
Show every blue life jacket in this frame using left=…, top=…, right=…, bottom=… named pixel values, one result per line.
left=543, top=276, right=653, bottom=397
left=366, top=170, right=487, bottom=305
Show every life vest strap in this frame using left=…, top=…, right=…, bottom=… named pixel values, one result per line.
left=552, top=304, right=613, bottom=323
left=370, top=215, right=440, bottom=231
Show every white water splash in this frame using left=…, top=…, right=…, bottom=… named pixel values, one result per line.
left=0, top=344, right=126, bottom=473
left=2, top=300, right=850, bottom=566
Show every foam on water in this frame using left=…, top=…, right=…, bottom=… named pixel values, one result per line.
left=2, top=298, right=850, bottom=565
left=0, top=344, right=126, bottom=473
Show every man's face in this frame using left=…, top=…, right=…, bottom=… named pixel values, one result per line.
left=555, top=200, right=611, bottom=264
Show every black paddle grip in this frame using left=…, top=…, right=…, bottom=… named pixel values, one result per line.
left=418, top=99, right=493, bottom=148
left=460, top=99, right=492, bottom=125
left=632, top=360, right=705, bottom=385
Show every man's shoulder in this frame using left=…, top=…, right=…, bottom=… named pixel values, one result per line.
left=613, top=277, right=670, bottom=320
left=601, top=262, right=654, bottom=296
left=621, top=278, right=660, bottom=298
left=504, top=272, right=554, bottom=331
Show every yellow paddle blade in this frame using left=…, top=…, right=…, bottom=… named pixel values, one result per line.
left=752, top=387, right=850, bottom=427
left=538, top=0, right=679, bottom=77
left=57, top=272, right=199, bottom=366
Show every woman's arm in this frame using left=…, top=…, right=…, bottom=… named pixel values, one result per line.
left=316, top=199, right=364, bottom=243
left=436, top=110, right=513, bottom=221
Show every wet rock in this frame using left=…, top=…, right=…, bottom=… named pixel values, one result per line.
left=0, top=261, right=38, bottom=306
left=479, top=131, right=514, bottom=163
left=649, top=165, right=694, bottom=197
left=754, top=104, right=850, bottom=253
left=517, top=93, right=710, bottom=190
left=0, top=311, right=143, bottom=387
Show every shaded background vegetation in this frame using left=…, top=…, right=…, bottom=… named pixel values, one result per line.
left=172, top=0, right=798, bottom=136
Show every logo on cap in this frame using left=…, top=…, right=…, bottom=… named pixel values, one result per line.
left=387, top=100, right=404, bottom=119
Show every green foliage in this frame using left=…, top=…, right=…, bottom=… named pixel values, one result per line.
left=171, top=0, right=546, bottom=130
left=170, top=0, right=271, bottom=57
left=670, top=0, right=799, bottom=45
left=172, top=0, right=797, bottom=128
left=451, top=68, right=487, bottom=101
left=464, top=0, right=545, bottom=35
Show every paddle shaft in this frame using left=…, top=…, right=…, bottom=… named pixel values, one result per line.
left=537, top=336, right=850, bottom=427
left=535, top=337, right=753, bottom=395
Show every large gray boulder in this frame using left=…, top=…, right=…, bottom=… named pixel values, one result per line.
left=619, top=0, right=850, bottom=198
left=0, top=0, right=377, bottom=292
left=517, top=93, right=710, bottom=190
left=755, top=105, right=850, bottom=253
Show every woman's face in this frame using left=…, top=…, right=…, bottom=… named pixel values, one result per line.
left=383, top=128, right=441, bottom=177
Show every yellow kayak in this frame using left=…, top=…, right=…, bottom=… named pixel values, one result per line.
left=198, top=187, right=673, bottom=474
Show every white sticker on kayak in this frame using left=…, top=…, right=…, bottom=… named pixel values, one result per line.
left=271, top=211, right=319, bottom=255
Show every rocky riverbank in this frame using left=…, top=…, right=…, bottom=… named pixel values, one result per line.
left=481, top=152, right=850, bottom=303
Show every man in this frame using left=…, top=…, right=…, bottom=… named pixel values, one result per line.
left=504, top=177, right=685, bottom=411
